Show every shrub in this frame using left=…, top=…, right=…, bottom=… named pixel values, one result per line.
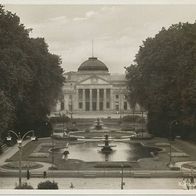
left=15, top=182, right=33, bottom=189
left=122, top=115, right=145, bottom=123
left=37, top=180, right=58, bottom=189
left=2, top=161, right=42, bottom=170
left=50, top=116, right=70, bottom=124
left=121, top=127, right=135, bottom=131
left=170, top=166, right=180, bottom=171
left=48, top=165, right=58, bottom=170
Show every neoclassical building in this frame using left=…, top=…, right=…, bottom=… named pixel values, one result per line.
left=54, top=56, right=139, bottom=115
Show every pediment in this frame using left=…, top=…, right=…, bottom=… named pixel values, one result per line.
left=78, top=75, right=110, bottom=85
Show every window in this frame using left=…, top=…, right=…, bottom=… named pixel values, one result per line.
left=79, top=102, right=83, bottom=109
left=61, top=102, right=64, bottom=110
left=85, top=102, right=90, bottom=111
left=115, top=95, right=119, bottom=99
left=106, top=89, right=110, bottom=99
left=69, top=104, right=72, bottom=111
left=92, top=102, right=97, bottom=111
left=99, top=89, right=104, bottom=100
left=85, top=89, right=90, bottom=100
left=92, top=89, right=97, bottom=100
left=106, top=102, right=110, bottom=109
left=99, top=102, right=103, bottom=111
left=115, top=104, right=119, bottom=111
left=115, top=101, right=119, bottom=111
left=124, top=102, right=127, bottom=110
left=78, top=89, right=83, bottom=100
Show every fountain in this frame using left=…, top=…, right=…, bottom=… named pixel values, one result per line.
left=98, top=134, right=116, bottom=153
left=94, top=118, right=103, bottom=130
left=48, top=118, right=161, bottom=163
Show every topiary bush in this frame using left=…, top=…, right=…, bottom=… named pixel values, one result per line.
left=15, top=182, right=33, bottom=189
left=37, top=180, right=58, bottom=189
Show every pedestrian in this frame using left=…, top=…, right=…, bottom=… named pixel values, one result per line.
left=43, top=171, right=47, bottom=178
left=26, top=169, right=30, bottom=180
left=70, top=182, right=74, bottom=189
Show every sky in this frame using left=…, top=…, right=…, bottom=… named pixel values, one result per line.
left=4, top=3, right=196, bottom=73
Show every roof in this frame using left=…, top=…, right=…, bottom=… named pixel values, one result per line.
left=109, top=74, right=125, bottom=81
left=78, top=57, right=109, bottom=72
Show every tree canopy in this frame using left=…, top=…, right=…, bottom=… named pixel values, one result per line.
left=126, top=22, right=196, bottom=139
left=0, top=5, right=64, bottom=138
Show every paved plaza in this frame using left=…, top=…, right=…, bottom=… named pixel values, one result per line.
left=0, top=177, right=182, bottom=189
left=0, top=134, right=196, bottom=189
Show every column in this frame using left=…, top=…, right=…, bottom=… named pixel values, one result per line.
left=76, top=90, right=79, bottom=111
left=97, top=89, right=99, bottom=111
left=82, top=89, right=85, bottom=111
left=90, top=89, right=92, bottom=111
left=110, top=89, right=113, bottom=111
left=103, top=88, right=106, bottom=111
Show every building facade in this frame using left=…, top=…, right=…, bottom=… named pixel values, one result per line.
left=54, top=56, right=139, bottom=115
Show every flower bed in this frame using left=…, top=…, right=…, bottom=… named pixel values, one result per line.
left=29, top=152, right=49, bottom=158
left=2, top=161, right=43, bottom=169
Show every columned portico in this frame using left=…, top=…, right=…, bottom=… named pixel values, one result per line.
left=54, top=56, right=135, bottom=115
left=77, top=87, right=114, bottom=112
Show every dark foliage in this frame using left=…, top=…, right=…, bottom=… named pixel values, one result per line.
left=126, top=22, right=196, bottom=139
left=37, top=180, right=58, bottom=189
left=49, top=115, right=70, bottom=124
left=0, top=5, right=64, bottom=138
left=122, top=115, right=145, bottom=123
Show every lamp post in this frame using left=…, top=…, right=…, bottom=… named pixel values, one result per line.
left=168, top=120, right=178, bottom=166
left=51, top=131, right=55, bottom=168
left=6, top=130, right=36, bottom=188
left=121, top=164, right=125, bottom=189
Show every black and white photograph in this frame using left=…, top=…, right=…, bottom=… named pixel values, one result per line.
left=1, top=0, right=196, bottom=194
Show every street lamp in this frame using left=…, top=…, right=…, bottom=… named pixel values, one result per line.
left=51, top=132, right=55, bottom=168
left=168, top=120, right=178, bottom=167
left=6, top=130, right=36, bottom=188
left=121, top=164, right=125, bottom=189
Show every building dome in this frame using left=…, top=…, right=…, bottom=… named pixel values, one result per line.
left=78, top=57, right=108, bottom=72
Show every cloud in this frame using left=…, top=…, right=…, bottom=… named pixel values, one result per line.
left=49, top=16, right=67, bottom=22
left=85, top=10, right=97, bottom=18
left=5, top=5, right=196, bottom=74
left=73, top=17, right=86, bottom=21
left=73, top=10, right=98, bottom=22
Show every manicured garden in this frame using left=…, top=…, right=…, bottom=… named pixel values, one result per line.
left=3, top=134, right=192, bottom=171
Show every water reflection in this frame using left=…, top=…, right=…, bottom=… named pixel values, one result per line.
left=66, top=142, right=160, bottom=162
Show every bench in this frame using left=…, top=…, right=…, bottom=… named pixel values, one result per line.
left=83, top=172, right=96, bottom=178
left=30, top=173, right=44, bottom=178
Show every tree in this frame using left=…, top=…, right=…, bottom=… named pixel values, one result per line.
left=0, top=91, right=14, bottom=138
left=0, top=5, right=64, bottom=137
left=126, top=22, right=196, bottom=139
